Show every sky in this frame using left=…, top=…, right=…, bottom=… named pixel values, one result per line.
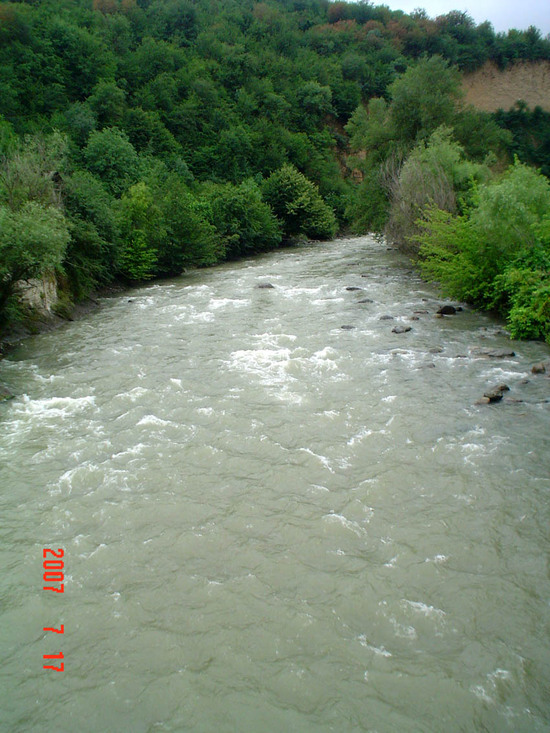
left=379, top=0, right=550, bottom=34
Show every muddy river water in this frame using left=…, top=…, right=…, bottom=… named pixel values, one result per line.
left=1, top=236, right=549, bottom=732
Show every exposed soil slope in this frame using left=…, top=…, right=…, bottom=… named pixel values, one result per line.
left=463, top=60, right=550, bottom=112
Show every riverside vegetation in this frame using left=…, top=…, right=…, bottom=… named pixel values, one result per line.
left=1, top=0, right=550, bottom=343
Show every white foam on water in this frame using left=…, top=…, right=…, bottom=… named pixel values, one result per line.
left=322, top=512, right=368, bottom=538
left=136, top=296, right=157, bottom=310
left=402, top=600, right=446, bottom=619
left=174, top=307, right=215, bottom=323
left=388, top=616, right=418, bottom=639
left=480, top=368, right=521, bottom=381
left=116, top=386, right=149, bottom=402
left=209, top=297, right=250, bottom=309
left=281, top=286, right=323, bottom=298
left=18, top=394, right=96, bottom=418
left=49, top=461, right=100, bottom=496
left=425, top=554, right=449, bottom=564
left=471, top=685, right=494, bottom=704
left=136, top=414, right=172, bottom=427
left=308, top=484, right=329, bottom=493
left=111, top=443, right=148, bottom=460
left=357, top=636, right=392, bottom=657
left=299, top=448, right=336, bottom=473
left=311, top=297, right=345, bottom=306
left=226, top=347, right=293, bottom=383
left=488, top=668, right=512, bottom=683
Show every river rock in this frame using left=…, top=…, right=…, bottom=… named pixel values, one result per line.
left=0, top=385, right=15, bottom=402
left=340, top=325, right=355, bottom=330
left=392, top=325, right=412, bottom=334
left=379, top=315, right=394, bottom=321
left=409, top=316, right=420, bottom=321
left=414, top=310, right=429, bottom=314
left=346, top=286, right=363, bottom=291
left=532, top=362, right=547, bottom=374
left=437, top=305, right=457, bottom=315
left=483, top=384, right=510, bottom=402
left=256, top=283, right=275, bottom=289
left=471, top=347, right=516, bottom=358
left=429, top=347, right=444, bottom=354
left=358, top=298, right=373, bottom=304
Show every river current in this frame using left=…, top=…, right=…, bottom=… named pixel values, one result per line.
left=1, top=236, right=549, bottom=732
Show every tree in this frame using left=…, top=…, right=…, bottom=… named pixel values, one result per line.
left=388, top=56, right=463, bottom=144
left=117, top=181, right=165, bottom=279
left=207, top=179, right=282, bottom=258
left=88, top=81, right=126, bottom=127
left=262, top=163, right=337, bottom=240
left=84, top=128, right=140, bottom=197
left=386, top=127, right=485, bottom=250
left=155, top=175, right=220, bottom=272
left=63, top=170, right=118, bottom=295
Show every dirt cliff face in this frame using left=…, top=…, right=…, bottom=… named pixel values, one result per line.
left=462, top=60, right=550, bottom=112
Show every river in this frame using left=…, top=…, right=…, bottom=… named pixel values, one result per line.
left=1, top=236, right=549, bottom=732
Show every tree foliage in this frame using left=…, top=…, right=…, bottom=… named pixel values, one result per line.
left=0, top=0, right=548, bottom=338
left=262, top=164, right=337, bottom=240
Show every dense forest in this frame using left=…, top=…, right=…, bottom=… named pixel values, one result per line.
left=1, top=0, right=550, bottom=342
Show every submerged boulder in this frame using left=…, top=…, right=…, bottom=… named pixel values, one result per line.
left=392, top=325, right=412, bottom=334
left=471, top=347, right=516, bottom=358
left=256, top=283, right=275, bottom=289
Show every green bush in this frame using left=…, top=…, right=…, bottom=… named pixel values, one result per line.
left=415, top=162, right=550, bottom=342
left=0, top=202, right=70, bottom=323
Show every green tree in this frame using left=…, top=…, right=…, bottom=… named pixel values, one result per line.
left=117, top=181, right=165, bottom=279
left=388, top=56, right=463, bottom=145
left=63, top=170, right=118, bottom=296
left=88, top=81, right=126, bottom=127
left=84, top=128, right=140, bottom=197
left=386, top=127, right=485, bottom=250
left=155, top=175, right=220, bottom=272
left=207, top=179, right=282, bottom=258
left=262, top=163, right=337, bottom=240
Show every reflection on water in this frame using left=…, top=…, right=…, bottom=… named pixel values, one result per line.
left=1, top=237, right=549, bottom=732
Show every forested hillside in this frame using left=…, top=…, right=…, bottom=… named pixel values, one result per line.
left=1, top=0, right=549, bottom=341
